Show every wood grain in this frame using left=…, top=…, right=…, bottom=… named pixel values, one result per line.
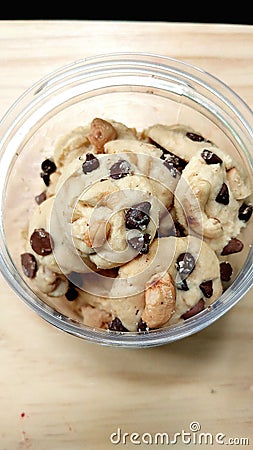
left=0, top=21, right=252, bottom=450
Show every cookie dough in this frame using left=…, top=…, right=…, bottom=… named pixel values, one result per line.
left=106, top=235, right=223, bottom=330
left=20, top=118, right=253, bottom=333
left=174, top=147, right=252, bottom=253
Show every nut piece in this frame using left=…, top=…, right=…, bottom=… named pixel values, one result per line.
left=88, top=118, right=117, bottom=152
left=142, top=272, right=176, bottom=328
left=54, top=126, right=91, bottom=168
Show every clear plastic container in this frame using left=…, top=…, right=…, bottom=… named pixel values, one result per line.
left=0, top=52, right=252, bottom=347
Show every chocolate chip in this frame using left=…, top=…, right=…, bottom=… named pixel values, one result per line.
left=82, top=153, right=100, bottom=174
left=108, top=317, right=129, bottom=332
left=215, top=183, right=229, bottom=205
left=125, top=201, right=151, bottom=230
left=35, top=191, right=46, bottom=205
left=221, top=237, right=243, bottom=255
left=161, top=147, right=187, bottom=168
left=174, top=221, right=187, bottom=237
left=21, top=253, right=37, bottom=278
left=238, top=203, right=253, bottom=222
left=127, top=231, right=151, bottom=254
left=109, top=159, right=131, bottom=179
left=186, top=131, right=205, bottom=142
left=175, top=252, right=196, bottom=279
left=30, top=228, right=53, bottom=256
left=201, top=149, right=222, bottom=165
left=65, top=286, right=79, bottom=301
left=66, top=275, right=83, bottom=300
left=127, top=229, right=144, bottom=251
left=199, top=280, right=213, bottom=298
left=40, top=159, right=57, bottom=187
left=163, top=154, right=185, bottom=177
left=163, top=160, right=178, bottom=178
left=138, top=318, right=149, bottom=332
left=176, top=278, right=189, bottom=291
left=41, top=158, right=57, bottom=175
left=140, top=233, right=151, bottom=254
left=181, top=299, right=205, bottom=320
left=40, top=172, right=50, bottom=186
left=220, top=261, right=233, bottom=281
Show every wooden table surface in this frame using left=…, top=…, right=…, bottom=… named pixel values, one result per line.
left=0, top=21, right=253, bottom=450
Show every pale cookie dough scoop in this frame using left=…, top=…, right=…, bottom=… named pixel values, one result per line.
left=174, top=147, right=253, bottom=254
left=62, top=147, right=176, bottom=270
left=21, top=196, right=97, bottom=298
left=67, top=153, right=165, bottom=270
left=144, top=123, right=215, bottom=162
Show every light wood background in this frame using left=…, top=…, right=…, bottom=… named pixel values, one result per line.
left=0, top=21, right=252, bottom=450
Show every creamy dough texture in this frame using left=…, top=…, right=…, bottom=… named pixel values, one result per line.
left=20, top=118, right=253, bottom=332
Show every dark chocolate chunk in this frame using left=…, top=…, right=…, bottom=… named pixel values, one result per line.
left=108, top=317, right=128, bottom=332
left=40, top=172, right=50, bottom=186
left=163, top=160, right=178, bottom=178
left=181, top=299, right=205, bottom=320
left=174, top=221, right=187, bottom=237
left=163, top=154, right=183, bottom=177
left=65, top=285, right=79, bottom=301
left=175, top=252, right=196, bottom=279
left=138, top=318, right=149, bottom=332
left=201, top=149, right=222, bottom=165
left=215, top=183, right=229, bottom=205
left=30, top=228, right=53, bottom=256
left=186, top=131, right=205, bottom=142
left=140, top=233, right=151, bottom=254
left=82, top=153, right=99, bottom=174
left=109, top=159, right=131, bottom=179
left=221, top=237, right=243, bottom=255
left=161, top=150, right=187, bottom=171
left=35, top=191, right=46, bottom=205
left=21, top=253, right=37, bottom=278
left=41, top=158, right=57, bottom=175
left=199, top=280, right=213, bottom=298
left=127, top=230, right=144, bottom=251
left=127, top=231, right=151, bottom=254
left=238, top=203, right=253, bottom=222
left=176, top=278, right=189, bottom=291
left=220, top=261, right=233, bottom=281
left=125, top=201, right=151, bottom=230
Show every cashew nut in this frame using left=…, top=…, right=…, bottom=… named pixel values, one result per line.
left=88, top=118, right=117, bottom=152
left=142, top=271, right=176, bottom=328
